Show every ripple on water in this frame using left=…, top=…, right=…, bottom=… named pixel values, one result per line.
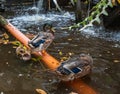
left=81, top=26, right=120, bottom=42
left=8, top=11, right=75, bottom=32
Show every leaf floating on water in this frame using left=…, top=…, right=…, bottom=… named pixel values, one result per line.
left=113, top=60, right=120, bottom=63
left=3, top=33, right=9, bottom=39
left=36, top=89, right=47, bottom=94
left=62, top=56, right=68, bottom=60
left=18, top=74, right=23, bottom=77
left=3, top=40, right=9, bottom=44
left=31, top=58, right=38, bottom=62
left=11, top=41, right=21, bottom=46
left=31, top=57, right=41, bottom=62
left=68, top=38, right=72, bottom=41
left=13, top=46, right=17, bottom=49
left=69, top=92, right=78, bottom=94
left=8, top=51, right=11, bottom=54
left=68, top=52, right=73, bottom=56
left=99, top=54, right=102, bottom=57
left=60, top=56, right=68, bottom=61
left=0, top=73, right=4, bottom=77
left=0, top=92, right=4, bottom=94
left=59, top=51, right=63, bottom=56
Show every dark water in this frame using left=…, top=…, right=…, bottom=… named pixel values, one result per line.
left=0, top=3, right=120, bottom=94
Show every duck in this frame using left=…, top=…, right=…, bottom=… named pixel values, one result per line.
left=56, top=53, right=93, bottom=81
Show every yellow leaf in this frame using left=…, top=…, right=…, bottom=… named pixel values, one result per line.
left=69, top=92, right=78, bottom=94
left=60, top=56, right=69, bottom=62
left=3, top=33, right=9, bottom=39
left=112, top=0, right=116, bottom=5
left=36, top=89, right=47, bottom=94
left=113, top=60, right=120, bottom=63
left=23, top=46, right=27, bottom=50
left=3, top=40, right=9, bottom=44
left=68, top=38, right=72, bottom=41
left=62, top=56, right=68, bottom=60
left=68, top=52, right=73, bottom=56
left=59, top=51, right=63, bottom=55
left=11, top=41, right=21, bottom=46
left=117, top=0, right=120, bottom=4
left=13, top=46, right=17, bottom=48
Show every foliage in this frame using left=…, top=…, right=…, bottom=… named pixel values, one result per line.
left=73, top=0, right=77, bottom=3
left=68, top=0, right=116, bottom=31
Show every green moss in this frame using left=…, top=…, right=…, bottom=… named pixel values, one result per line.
left=0, top=15, right=8, bottom=26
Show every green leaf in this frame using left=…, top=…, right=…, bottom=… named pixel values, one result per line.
left=11, top=41, right=21, bottom=46
left=94, top=15, right=101, bottom=24
left=108, top=0, right=113, bottom=8
left=101, top=9, right=108, bottom=16
left=68, top=26, right=72, bottom=30
left=77, top=23, right=80, bottom=27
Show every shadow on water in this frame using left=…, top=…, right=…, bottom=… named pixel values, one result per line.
left=0, top=2, right=120, bottom=94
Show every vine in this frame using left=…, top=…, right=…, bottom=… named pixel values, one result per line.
left=68, top=0, right=115, bottom=31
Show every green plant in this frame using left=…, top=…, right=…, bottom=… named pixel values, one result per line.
left=69, top=0, right=114, bottom=31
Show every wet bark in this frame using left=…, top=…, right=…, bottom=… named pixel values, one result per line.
left=75, top=0, right=82, bottom=23
left=75, top=0, right=100, bottom=23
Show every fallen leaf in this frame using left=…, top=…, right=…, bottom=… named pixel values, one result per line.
left=59, top=51, right=63, bottom=55
left=69, top=92, right=78, bottom=94
left=68, top=38, right=72, bottom=41
left=113, top=60, right=120, bottom=63
left=68, top=52, right=73, bottom=56
left=36, top=89, right=47, bottom=94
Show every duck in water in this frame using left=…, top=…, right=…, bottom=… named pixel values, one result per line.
left=56, top=53, right=93, bottom=81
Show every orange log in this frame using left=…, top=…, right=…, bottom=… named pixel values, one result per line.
left=0, top=15, right=97, bottom=94
left=66, top=79, right=97, bottom=94
left=4, top=23, right=60, bottom=70
left=4, top=23, right=30, bottom=48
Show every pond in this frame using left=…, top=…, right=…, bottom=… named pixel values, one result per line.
left=0, top=2, right=120, bottom=94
